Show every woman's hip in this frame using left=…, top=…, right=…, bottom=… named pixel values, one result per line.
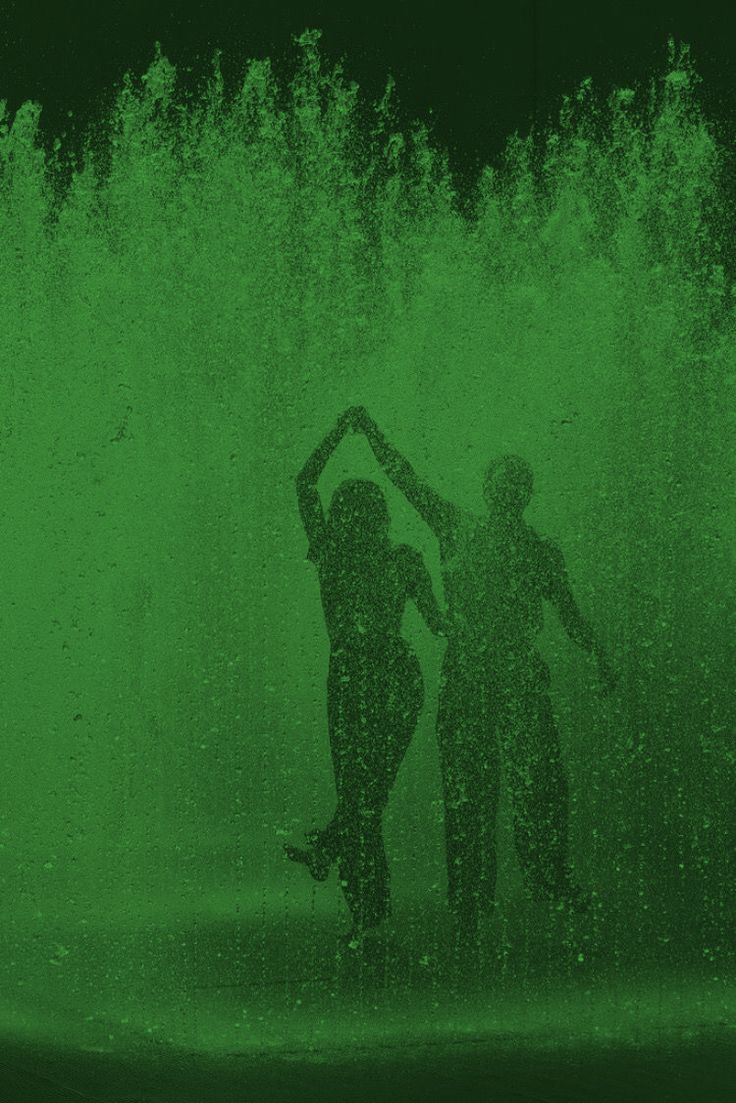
left=328, top=640, right=423, bottom=703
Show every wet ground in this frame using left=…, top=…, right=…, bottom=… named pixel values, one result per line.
left=4, top=1028, right=736, bottom=1103
left=2, top=894, right=735, bottom=1102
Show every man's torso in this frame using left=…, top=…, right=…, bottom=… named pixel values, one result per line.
left=439, top=512, right=553, bottom=660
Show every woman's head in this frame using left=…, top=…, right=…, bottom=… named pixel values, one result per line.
left=327, top=479, right=390, bottom=548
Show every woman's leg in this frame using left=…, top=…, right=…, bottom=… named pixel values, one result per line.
left=334, top=645, right=423, bottom=933
left=336, top=805, right=389, bottom=931
left=287, top=656, right=352, bottom=880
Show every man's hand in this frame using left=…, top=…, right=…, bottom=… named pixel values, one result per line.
left=340, top=405, right=370, bottom=431
left=336, top=408, right=356, bottom=434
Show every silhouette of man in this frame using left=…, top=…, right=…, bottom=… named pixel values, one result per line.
left=349, top=406, right=615, bottom=937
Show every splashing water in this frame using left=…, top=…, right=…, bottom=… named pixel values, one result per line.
left=0, top=33, right=735, bottom=1066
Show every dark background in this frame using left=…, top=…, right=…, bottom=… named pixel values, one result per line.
left=0, top=1, right=735, bottom=178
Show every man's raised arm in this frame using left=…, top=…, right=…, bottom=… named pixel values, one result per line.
left=350, top=406, right=458, bottom=541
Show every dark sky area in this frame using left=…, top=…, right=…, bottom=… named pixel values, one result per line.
left=0, top=1, right=734, bottom=176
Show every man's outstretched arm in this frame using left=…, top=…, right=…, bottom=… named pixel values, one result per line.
left=543, top=540, right=617, bottom=694
left=351, top=406, right=458, bottom=541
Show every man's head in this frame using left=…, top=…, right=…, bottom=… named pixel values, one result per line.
left=328, top=479, right=390, bottom=546
left=483, top=455, right=533, bottom=518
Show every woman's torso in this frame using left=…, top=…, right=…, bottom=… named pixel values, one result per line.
left=315, top=541, right=414, bottom=655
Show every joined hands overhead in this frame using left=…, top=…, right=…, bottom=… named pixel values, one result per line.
left=337, top=405, right=374, bottom=435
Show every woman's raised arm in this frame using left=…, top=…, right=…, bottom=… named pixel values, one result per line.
left=296, top=410, right=352, bottom=550
left=350, top=407, right=459, bottom=545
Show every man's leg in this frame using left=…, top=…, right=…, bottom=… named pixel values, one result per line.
left=503, top=685, right=579, bottom=905
left=437, top=658, right=500, bottom=929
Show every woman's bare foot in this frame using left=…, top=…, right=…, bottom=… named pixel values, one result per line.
left=283, top=843, right=330, bottom=882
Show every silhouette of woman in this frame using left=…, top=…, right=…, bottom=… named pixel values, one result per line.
left=286, top=409, right=445, bottom=945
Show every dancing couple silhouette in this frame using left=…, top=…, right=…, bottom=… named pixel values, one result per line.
left=285, top=406, right=615, bottom=949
